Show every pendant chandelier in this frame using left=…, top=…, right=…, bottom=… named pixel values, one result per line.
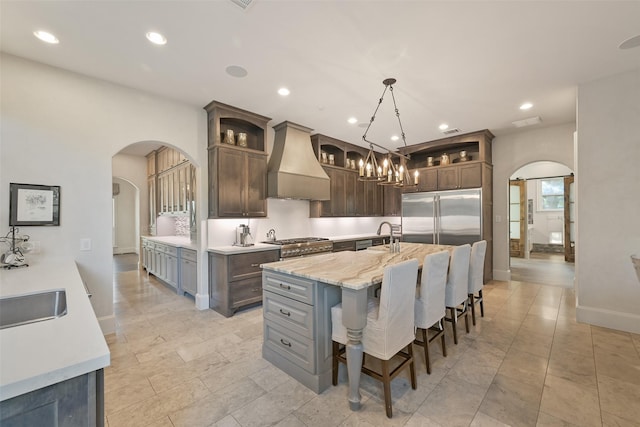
left=358, top=78, right=418, bottom=187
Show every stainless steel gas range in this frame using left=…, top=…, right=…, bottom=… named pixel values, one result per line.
left=262, top=237, right=333, bottom=259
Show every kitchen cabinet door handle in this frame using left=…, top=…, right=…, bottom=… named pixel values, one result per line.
left=280, top=339, right=292, bottom=347
left=251, top=263, right=260, bottom=267
left=279, top=308, right=291, bottom=317
left=279, top=283, right=291, bottom=290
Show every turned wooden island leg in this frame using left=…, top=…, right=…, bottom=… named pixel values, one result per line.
left=340, top=287, right=369, bottom=411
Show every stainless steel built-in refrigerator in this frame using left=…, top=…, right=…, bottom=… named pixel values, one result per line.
left=401, top=189, right=482, bottom=245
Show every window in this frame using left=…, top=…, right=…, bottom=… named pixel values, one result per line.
left=538, top=178, right=564, bottom=211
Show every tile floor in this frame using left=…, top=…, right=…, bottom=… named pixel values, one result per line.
left=106, top=254, right=640, bottom=427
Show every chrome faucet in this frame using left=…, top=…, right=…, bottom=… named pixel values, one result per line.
left=377, top=221, right=401, bottom=253
left=376, top=221, right=394, bottom=240
left=266, top=228, right=277, bottom=242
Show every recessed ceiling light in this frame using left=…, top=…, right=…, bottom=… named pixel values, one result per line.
left=619, top=34, right=640, bottom=50
left=278, top=87, right=290, bottom=96
left=391, top=135, right=400, bottom=141
left=347, top=117, right=358, bottom=124
left=438, top=123, right=449, bottom=131
left=520, top=102, right=533, bottom=110
left=226, top=65, right=248, bottom=78
left=146, top=31, right=167, bottom=45
left=33, top=30, right=59, bottom=44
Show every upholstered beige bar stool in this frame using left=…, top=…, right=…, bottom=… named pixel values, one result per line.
left=444, top=244, right=471, bottom=344
left=468, top=240, right=487, bottom=325
left=414, top=250, right=450, bottom=374
left=331, top=259, right=419, bottom=418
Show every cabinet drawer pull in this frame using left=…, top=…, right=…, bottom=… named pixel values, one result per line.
left=253, top=288, right=260, bottom=293
left=279, top=308, right=291, bottom=317
left=280, top=339, right=292, bottom=347
left=251, top=263, right=260, bottom=267
left=279, top=283, right=291, bottom=290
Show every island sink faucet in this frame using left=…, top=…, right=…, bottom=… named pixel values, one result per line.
left=376, top=221, right=394, bottom=240
left=377, top=221, right=402, bottom=252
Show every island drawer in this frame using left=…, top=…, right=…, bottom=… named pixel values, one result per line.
left=263, top=290, right=313, bottom=339
left=264, top=322, right=314, bottom=373
left=228, top=250, right=279, bottom=282
left=181, top=248, right=197, bottom=262
left=263, top=271, right=314, bottom=304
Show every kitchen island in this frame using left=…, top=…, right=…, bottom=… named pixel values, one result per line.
left=261, top=242, right=454, bottom=410
left=0, top=259, right=110, bottom=426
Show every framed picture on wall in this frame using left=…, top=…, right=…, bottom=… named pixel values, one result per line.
left=9, top=183, right=61, bottom=226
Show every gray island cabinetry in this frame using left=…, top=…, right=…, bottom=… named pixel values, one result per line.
left=261, top=270, right=341, bottom=393
left=260, top=243, right=454, bottom=409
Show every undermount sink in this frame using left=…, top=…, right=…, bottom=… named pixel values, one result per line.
left=0, top=289, right=67, bottom=329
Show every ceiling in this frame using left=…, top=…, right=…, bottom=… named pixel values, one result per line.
left=2, top=1, right=639, bottom=155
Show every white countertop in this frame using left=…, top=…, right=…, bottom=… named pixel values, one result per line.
left=0, top=259, right=110, bottom=401
left=142, top=235, right=197, bottom=250
left=207, top=243, right=281, bottom=255
left=207, top=234, right=393, bottom=255
left=326, top=233, right=391, bottom=242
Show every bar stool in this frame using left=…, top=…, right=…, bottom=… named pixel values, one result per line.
left=468, top=240, right=487, bottom=325
left=444, top=244, right=471, bottom=344
left=414, top=250, right=450, bottom=374
left=331, top=259, right=419, bottom=418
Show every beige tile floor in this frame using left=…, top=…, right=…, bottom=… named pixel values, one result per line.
left=106, top=254, right=640, bottom=427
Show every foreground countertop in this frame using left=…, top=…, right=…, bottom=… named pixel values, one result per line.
left=261, top=242, right=454, bottom=290
left=0, top=259, right=110, bottom=401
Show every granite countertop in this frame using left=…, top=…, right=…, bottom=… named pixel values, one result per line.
left=261, top=242, right=454, bottom=290
left=142, top=235, right=197, bottom=250
left=0, top=259, right=110, bottom=401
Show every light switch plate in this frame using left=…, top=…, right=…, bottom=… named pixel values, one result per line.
left=80, top=238, right=92, bottom=251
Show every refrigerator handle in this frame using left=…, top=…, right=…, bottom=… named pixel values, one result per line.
left=435, top=195, right=440, bottom=245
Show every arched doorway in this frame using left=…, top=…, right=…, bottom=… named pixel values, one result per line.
left=509, top=161, right=575, bottom=287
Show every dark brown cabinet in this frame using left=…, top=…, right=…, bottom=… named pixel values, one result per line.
left=205, top=101, right=271, bottom=218
left=209, top=249, right=280, bottom=317
left=382, top=185, right=402, bottom=216
left=399, top=129, right=494, bottom=282
left=209, top=146, right=267, bottom=218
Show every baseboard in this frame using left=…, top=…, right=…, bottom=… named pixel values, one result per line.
left=112, top=247, right=137, bottom=255
left=195, top=293, right=209, bottom=310
left=98, top=314, right=116, bottom=335
left=493, top=269, right=511, bottom=282
left=576, top=305, right=640, bottom=334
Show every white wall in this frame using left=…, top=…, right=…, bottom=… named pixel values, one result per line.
left=112, top=153, right=148, bottom=239
left=112, top=178, right=138, bottom=254
left=575, top=68, right=640, bottom=333
left=0, top=54, right=208, bottom=333
left=492, top=123, right=575, bottom=280
left=207, top=198, right=397, bottom=246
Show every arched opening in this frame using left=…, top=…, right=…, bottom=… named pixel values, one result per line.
left=508, top=161, right=575, bottom=287
left=111, top=140, right=200, bottom=296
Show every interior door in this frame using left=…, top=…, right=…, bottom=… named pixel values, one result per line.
left=564, top=175, right=575, bottom=262
left=509, top=179, right=525, bottom=258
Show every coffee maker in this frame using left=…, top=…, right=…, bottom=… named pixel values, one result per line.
left=234, top=224, right=253, bottom=247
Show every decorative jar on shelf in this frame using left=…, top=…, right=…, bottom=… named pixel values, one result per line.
left=223, top=129, right=235, bottom=145
left=237, top=132, right=247, bottom=147
left=440, top=153, right=450, bottom=166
